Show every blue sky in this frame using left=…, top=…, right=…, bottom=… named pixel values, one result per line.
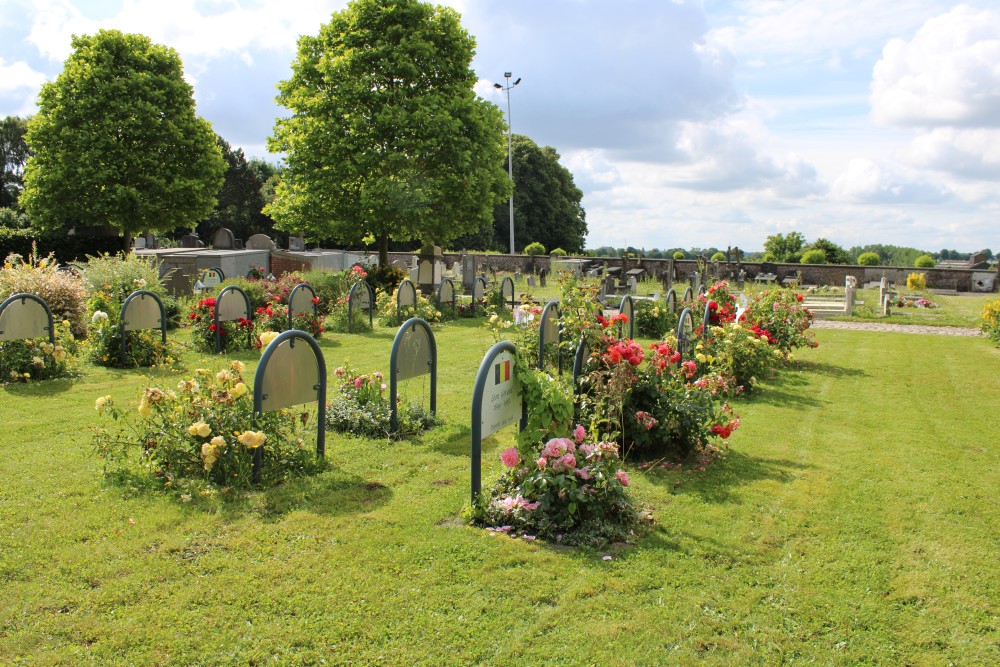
left=2, top=0, right=998, bottom=253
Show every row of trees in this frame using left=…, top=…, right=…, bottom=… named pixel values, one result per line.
left=2, top=0, right=588, bottom=263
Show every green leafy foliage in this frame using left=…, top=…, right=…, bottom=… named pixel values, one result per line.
left=21, top=30, right=225, bottom=246
left=267, top=0, right=511, bottom=264
left=523, top=241, right=546, bottom=256
left=857, top=251, right=881, bottom=265
left=800, top=248, right=827, bottom=264
left=915, top=254, right=936, bottom=268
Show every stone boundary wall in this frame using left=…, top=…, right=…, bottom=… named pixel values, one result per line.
left=382, top=252, right=998, bottom=293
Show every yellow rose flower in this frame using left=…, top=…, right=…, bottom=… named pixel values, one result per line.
left=137, top=398, right=152, bottom=417
left=95, top=395, right=112, bottom=413
left=210, top=435, right=226, bottom=448
left=188, top=421, right=211, bottom=438
left=216, top=369, right=233, bottom=383
left=201, top=442, right=220, bottom=470
left=237, top=431, right=266, bottom=449
left=231, top=382, right=248, bottom=399
left=258, top=331, right=279, bottom=350
left=230, top=360, right=246, bottom=374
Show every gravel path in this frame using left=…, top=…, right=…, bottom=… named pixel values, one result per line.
left=811, top=320, right=982, bottom=337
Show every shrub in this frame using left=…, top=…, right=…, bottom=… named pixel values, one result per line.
left=0, top=319, right=79, bottom=384
left=363, top=262, right=406, bottom=295
left=673, top=251, right=686, bottom=260
left=1, top=245, right=87, bottom=338
left=800, top=249, right=827, bottom=264
left=980, top=299, right=1000, bottom=344
left=857, top=252, right=880, bottom=266
left=914, top=254, right=936, bottom=268
left=92, top=361, right=324, bottom=492
left=469, top=428, right=641, bottom=546
left=375, top=290, right=441, bottom=327
left=695, top=322, right=784, bottom=392
left=549, top=248, right=567, bottom=257
left=907, top=272, right=927, bottom=290
left=325, top=366, right=437, bottom=438
left=524, top=241, right=546, bottom=256
left=85, top=299, right=179, bottom=368
left=633, top=299, right=673, bottom=339
left=710, top=251, right=726, bottom=262
left=742, top=288, right=817, bottom=352
left=186, top=296, right=254, bottom=354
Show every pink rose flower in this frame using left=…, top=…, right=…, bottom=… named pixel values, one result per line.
left=500, top=447, right=520, bottom=468
left=616, top=469, right=630, bottom=486
left=573, top=424, right=587, bottom=444
left=575, top=466, right=591, bottom=480
left=556, top=452, right=577, bottom=471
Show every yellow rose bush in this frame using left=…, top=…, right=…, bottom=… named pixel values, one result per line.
left=92, top=360, right=323, bottom=492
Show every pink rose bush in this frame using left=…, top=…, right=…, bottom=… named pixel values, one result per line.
left=471, top=426, right=641, bottom=546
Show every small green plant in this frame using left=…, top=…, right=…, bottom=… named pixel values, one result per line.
left=549, top=248, right=567, bottom=257
left=1, top=245, right=87, bottom=338
left=673, top=250, right=686, bottom=260
left=186, top=296, right=254, bottom=353
left=914, top=254, right=936, bottom=268
left=710, top=251, right=727, bottom=262
left=524, top=241, right=546, bottom=256
left=0, top=319, right=79, bottom=384
left=857, top=252, right=880, bottom=266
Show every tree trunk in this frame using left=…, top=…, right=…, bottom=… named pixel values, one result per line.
left=378, top=233, right=389, bottom=266
left=122, top=233, right=132, bottom=254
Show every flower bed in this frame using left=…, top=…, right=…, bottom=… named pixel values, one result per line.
left=92, top=361, right=324, bottom=493
left=325, top=366, right=437, bottom=439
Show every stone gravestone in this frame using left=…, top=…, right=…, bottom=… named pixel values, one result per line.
left=461, top=255, right=477, bottom=292
left=212, top=227, right=235, bottom=250
left=417, top=244, right=443, bottom=296
left=628, top=276, right=638, bottom=295
left=246, top=234, right=276, bottom=251
left=180, top=233, right=204, bottom=248
left=527, top=275, right=536, bottom=288
left=288, top=235, right=306, bottom=252
left=539, top=269, right=547, bottom=288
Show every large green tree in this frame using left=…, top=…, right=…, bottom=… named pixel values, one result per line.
left=493, top=135, right=586, bottom=254
left=1, top=115, right=30, bottom=209
left=196, top=135, right=278, bottom=242
left=267, top=0, right=511, bottom=265
left=21, top=30, right=225, bottom=249
left=762, top=231, right=806, bottom=263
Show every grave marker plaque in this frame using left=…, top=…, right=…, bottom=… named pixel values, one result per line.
left=500, top=276, right=515, bottom=310
left=682, top=286, right=693, bottom=303
left=348, top=280, right=374, bottom=329
left=471, top=276, right=487, bottom=316
left=119, top=290, right=167, bottom=365
left=437, top=278, right=456, bottom=312
left=288, top=283, right=317, bottom=330
left=214, top=285, right=253, bottom=352
left=665, top=288, right=677, bottom=314
left=389, top=317, right=437, bottom=432
left=253, top=330, right=327, bottom=480
left=396, top=279, right=417, bottom=321
left=470, top=342, right=525, bottom=504
left=0, top=293, right=54, bottom=343
left=538, top=300, right=561, bottom=372
left=676, top=307, right=694, bottom=366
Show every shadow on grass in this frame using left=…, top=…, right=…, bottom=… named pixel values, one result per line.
left=418, top=422, right=473, bottom=457
left=644, top=450, right=814, bottom=504
left=794, top=360, right=867, bottom=379
left=2, top=376, right=77, bottom=395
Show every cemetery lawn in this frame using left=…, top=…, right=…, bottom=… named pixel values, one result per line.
left=1, top=320, right=997, bottom=665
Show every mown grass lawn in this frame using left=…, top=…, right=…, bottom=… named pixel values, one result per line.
left=1, top=318, right=997, bottom=665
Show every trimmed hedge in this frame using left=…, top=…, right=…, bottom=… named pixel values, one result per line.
left=0, top=227, right=123, bottom=264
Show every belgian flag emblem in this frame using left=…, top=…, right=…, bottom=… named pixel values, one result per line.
left=494, top=359, right=511, bottom=385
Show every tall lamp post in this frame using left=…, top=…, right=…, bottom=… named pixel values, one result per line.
left=494, top=72, right=520, bottom=255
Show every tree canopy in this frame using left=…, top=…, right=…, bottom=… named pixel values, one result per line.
left=762, top=231, right=805, bottom=263
left=267, top=0, right=511, bottom=264
left=20, top=30, right=224, bottom=247
left=1, top=116, right=30, bottom=209
left=196, top=135, right=279, bottom=243
left=496, top=135, right=586, bottom=254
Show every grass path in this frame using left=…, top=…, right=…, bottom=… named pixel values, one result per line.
left=1, top=324, right=997, bottom=665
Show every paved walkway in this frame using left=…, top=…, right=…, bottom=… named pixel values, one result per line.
left=811, top=320, right=982, bottom=337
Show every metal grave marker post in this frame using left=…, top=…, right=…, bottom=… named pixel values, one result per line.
left=618, top=294, right=635, bottom=339
left=572, top=338, right=590, bottom=387
left=437, top=278, right=456, bottom=314
left=396, top=279, right=417, bottom=321
left=682, top=286, right=693, bottom=303
left=500, top=276, right=515, bottom=310
left=703, top=299, right=714, bottom=331
left=470, top=341, right=525, bottom=505
left=214, top=285, right=253, bottom=352
left=348, top=280, right=375, bottom=330
left=119, top=290, right=167, bottom=365
left=0, top=293, right=55, bottom=344
left=665, top=288, right=677, bottom=314
left=735, top=293, right=748, bottom=321
left=676, top=307, right=694, bottom=367
left=253, top=330, right=326, bottom=481
left=389, top=318, right=437, bottom=432
left=471, top=276, right=487, bottom=316
left=287, top=283, right=317, bottom=330
left=538, top=300, right=562, bottom=373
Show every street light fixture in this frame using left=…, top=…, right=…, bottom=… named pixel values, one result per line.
left=494, top=72, right=521, bottom=254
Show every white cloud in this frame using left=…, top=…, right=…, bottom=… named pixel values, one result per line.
left=0, top=58, right=46, bottom=94
left=562, top=150, right=622, bottom=191
left=871, top=5, right=1000, bottom=128
left=906, top=127, right=1000, bottom=179
left=832, top=158, right=952, bottom=204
